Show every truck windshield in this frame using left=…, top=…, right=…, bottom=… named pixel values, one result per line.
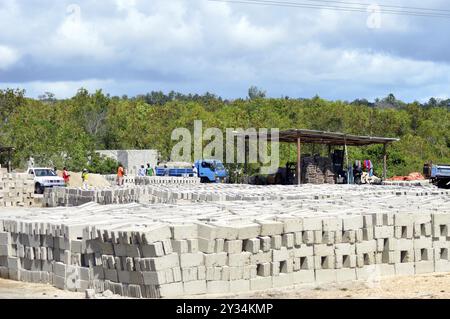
left=214, top=163, right=225, bottom=170
left=34, top=169, right=57, bottom=177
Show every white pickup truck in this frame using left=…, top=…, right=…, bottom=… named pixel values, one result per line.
left=27, top=167, right=65, bottom=194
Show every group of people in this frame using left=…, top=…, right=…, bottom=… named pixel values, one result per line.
left=137, top=163, right=156, bottom=177
left=54, top=167, right=89, bottom=190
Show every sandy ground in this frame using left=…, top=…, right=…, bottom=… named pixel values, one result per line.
left=1, top=272, right=450, bottom=299
left=56, top=171, right=111, bottom=188
left=0, top=278, right=84, bottom=299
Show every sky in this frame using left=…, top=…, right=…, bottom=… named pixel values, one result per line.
left=0, top=0, right=450, bottom=101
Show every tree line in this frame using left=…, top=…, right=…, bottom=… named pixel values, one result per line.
left=0, top=87, right=448, bottom=177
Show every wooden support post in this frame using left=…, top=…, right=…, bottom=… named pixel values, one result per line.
left=244, top=140, right=248, bottom=176
left=297, top=137, right=302, bottom=185
left=383, top=143, right=387, bottom=180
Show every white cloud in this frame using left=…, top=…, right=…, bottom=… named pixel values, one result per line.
left=0, top=0, right=450, bottom=101
left=0, top=45, right=20, bottom=70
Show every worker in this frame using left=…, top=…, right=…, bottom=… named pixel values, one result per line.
left=62, top=167, right=70, bottom=186
left=192, top=164, right=198, bottom=177
left=146, top=163, right=154, bottom=176
left=117, top=164, right=125, bottom=186
left=81, top=169, right=88, bottom=190
left=138, top=165, right=146, bottom=177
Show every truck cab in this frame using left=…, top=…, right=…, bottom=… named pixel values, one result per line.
left=194, top=159, right=228, bottom=183
left=27, top=167, right=65, bottom=194
left=424, top=163, right=450, bottom=189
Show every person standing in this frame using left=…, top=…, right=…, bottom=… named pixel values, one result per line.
left=192, top=164, right=198, bottom=177
left=146, top=163, right=154, bottom=176
left=81, top=169, right=89, bottom=190
left=138, top=165, right=146, bottom=177
left=62, top=167, right=71, bottom=186
left=117, top=164, right=125, bottom=186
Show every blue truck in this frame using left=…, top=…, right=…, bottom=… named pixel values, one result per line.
left=156, top=160, right=228, bottom=183
left=194, top=159, right=228, bottom=183
left=424, top=163, right=450, bottom=189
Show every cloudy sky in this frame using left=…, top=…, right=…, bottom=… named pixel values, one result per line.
left=0, top=0, right=449, bottom=101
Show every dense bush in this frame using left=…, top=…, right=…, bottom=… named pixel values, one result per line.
left=0, top=88, right=448, bottom=177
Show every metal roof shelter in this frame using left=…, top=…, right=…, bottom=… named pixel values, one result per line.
left=237, top=129, right=400, bottom=184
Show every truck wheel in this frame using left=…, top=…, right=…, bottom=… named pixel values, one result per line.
left=35, top=183, right=44, bottom=194
left=200, top=177, right=209, bottom=184
left=437, top=179, right=450, bottom=189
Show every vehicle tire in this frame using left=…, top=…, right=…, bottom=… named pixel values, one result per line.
left=35, top=183, right=44, bottom=194
left=200, top=177, right=209, bottom=184
left=437, top=179, right=450, bottom=189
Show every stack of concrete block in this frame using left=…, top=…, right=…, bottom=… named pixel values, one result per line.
left=0, top=168, right=40, bottom=207
left=1, top=185, right=449, bottom=298
left=44, top=187, right=140, bottom=207
left=301, top=156, right=335, bottom=184
left=135, top=176, right=200, bottom=186
left=44, top=183, right=450, bottom=208
left=104, top=175, right=136, bottom=185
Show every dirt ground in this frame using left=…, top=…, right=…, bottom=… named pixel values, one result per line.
left=1, top=272, right=450, bottom=299
left=56, top=171, right=111, bottom=188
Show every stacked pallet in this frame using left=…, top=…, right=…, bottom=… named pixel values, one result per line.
left=1, top=187, right=449, bottom=298
left=301, top=156, right=335, bottom=184
left=0, top=168, right=40, bottom=207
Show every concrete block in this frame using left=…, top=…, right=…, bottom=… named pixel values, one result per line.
left=278, top=217, right=303, bottom=233
left=314, top=244, right=334, bottom=256
left=257, top=220, right=283, bottom=236
left=282, top=233, right=294, bottom=248
left=273, top=247, right=290, bottom=262
left=435, top=260, right=450, bottom=273
left=342, top=216, right=363, bottom=231
left=198, top=238, right=215, bottom=254
left=183, top=280, right=207, bottom=295
left=336, top=268, right=356, bottom=282
left=272, top=273, right=294, bottom=288
left=187, top=239, right=199, bottom=253
left=149, top=253, right=179, bottom=270
left=0, top=245, right=10, bottom=256
left=207, top=281, right=230, bottom=294
left=322, top=217, right=342, bottom=231
left=250, top=251, right=272, bottom=264
left=244, top=238, right=260, bottom=253
left=237, top=223, right=260, bottom=240
left=271, top=235, right=282, bottom=250
left=259, top=236, right=271, bottom=252
left=374, top=226, right=394, bottom=239
left=228, top=252, right=251, bottom=267
left=395, top=262, right=415, bottom=276
left=224, top=240, right=243, bottom=254
left=415, top=261, right=434, bottom=274
left=204, top=252, right=227, bottom=267
left=230, top=279, right=250, bottom=293
left=250, top=276, right=272, bottom=291
left=303, top=217, right=323, bottom=231
left=292, top=269, right=315, bottom=284
left=315, top=269, right=336, bottom=284
left=143, top=271, right=166, bottom=285
left=180, top=253, right=204, bottom=268
left=159, top=282, right=184, bottom=298
left=172, top=240, right=188, bottom=254
left=171, top=224, right=197, bottom=240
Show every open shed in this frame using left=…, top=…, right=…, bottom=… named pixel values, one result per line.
left=238, top=129, right=400, bottom=184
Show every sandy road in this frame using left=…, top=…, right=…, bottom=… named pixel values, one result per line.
left=1, top=272, right=450, bottom=299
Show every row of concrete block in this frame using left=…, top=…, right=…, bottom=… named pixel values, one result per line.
left=1, top=212, right=450, bottom=297
left=0, top=170, right=39, bottom=207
